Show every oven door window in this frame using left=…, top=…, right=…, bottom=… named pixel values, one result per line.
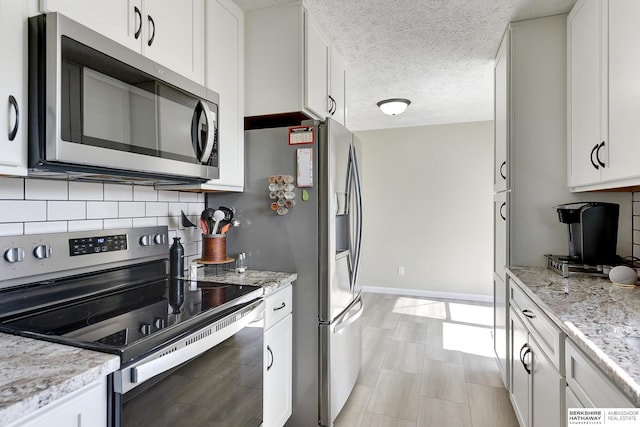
left=61, top=36, right=214, bottom=165
left=121, top=321, right=264, bottom=427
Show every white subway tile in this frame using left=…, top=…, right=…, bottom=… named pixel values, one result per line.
left=133, top=185, right=157, bottom=202
left=47, top=201, right=86, bottom=221
left=634, top=202, right=640, bottom=216
left=184, top=202, right=204, bottom=216
left=25, top=179, right=68, bottom=200
left=87, top=202, right=119, bottom=219
left=104, top=184, right=133, bottom=201
left=179, top=192, right=198, bottom=203
left=634, top=230, right=640, bottom=246
left=119, top=202, right=146, bottom=218
left=635, top=244, right=640, bottom=259
left=69, top=182, right=104, bottom=200
left=104, top=218, right=133, bottom=229
left=634, top=192, right=640, bottom=202
left=68, top=220, right=104, bottom=232
left=133, top=217, right=157, bottom=227
left=635, top=215, right=640, bottom=231
left=146, top=202, right=169, bottom=217
left=157, top=216, right=171, bottom=228
left=0, top=200, right=47, bottom=222
left=168, top=202, right=189, bottom=217
left=25, top=221, right=68, bottom=234
left=197, top=193, right=205, bottom=203
left=0, top=223, right=23, bottom=236
left=0, top=177, right=24, bottom=199
left=158, top=190, right=180, bottom=202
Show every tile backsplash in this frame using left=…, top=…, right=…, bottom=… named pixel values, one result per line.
left=0, top=177, right=205, bottom=267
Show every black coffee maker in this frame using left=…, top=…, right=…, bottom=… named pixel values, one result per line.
left=555, top=202, right=619, bottom=265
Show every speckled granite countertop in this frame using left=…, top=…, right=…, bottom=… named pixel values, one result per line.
left=506, top=266, right=640, bottom=406
left=0, top=334, right=119, bottom=425
left=191, top=268, right=297, bottom=294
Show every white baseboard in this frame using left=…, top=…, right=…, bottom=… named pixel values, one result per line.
left=361, top=285, right=493, bottom=303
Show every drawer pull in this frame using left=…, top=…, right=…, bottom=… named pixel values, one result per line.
left=519, top=343, right=532, bottom=375
left=273, top=302, right=286, bottom=311
left=267, top=345, right=274, bottom=371
left=522, top=309, right=535, bottom=319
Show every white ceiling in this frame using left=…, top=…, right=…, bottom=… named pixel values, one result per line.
left=233, top=0, right=576, bottom=131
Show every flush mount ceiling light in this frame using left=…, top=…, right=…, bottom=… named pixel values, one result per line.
left=377, top=98, right=411, bottom=116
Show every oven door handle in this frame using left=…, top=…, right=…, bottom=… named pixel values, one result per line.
left=129, top=300, right=263, bottom=386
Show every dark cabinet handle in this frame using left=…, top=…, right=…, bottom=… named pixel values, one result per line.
left=266, top=345, right=274, bottom=371
left=596, top=141, right=606, bottom=168
left=134, top=7, right=142, bottom=39
left=499, top=202, right=506, bottom=221
left=147, top=15, right=155, bottom=46
left=273, top=302, right=286, bottom=311
left=8, top=95, right=18, bottom=141
left=328, top=95, right=336, bottom=115
left=499, top=161, right=507, bottom=180
left=590, top=144, right=599, bottom=170
left=519, top=343, right=531, bottom=375
left=522, top=309, right=535, bottom=319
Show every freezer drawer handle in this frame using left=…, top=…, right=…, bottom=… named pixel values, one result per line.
left=273, top=302, right=286, bottom=311
left=334, top=298, right=363, bottom=334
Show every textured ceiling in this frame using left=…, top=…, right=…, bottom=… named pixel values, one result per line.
left=234, top=0, right=576, bottom=131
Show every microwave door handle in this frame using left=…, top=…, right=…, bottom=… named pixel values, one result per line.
left=192, top=100, right=215, bottom=163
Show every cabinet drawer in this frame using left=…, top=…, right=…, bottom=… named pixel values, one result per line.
left=565, top=338, right=633, bottom=408
left=510, top=281, right=563, bottom=372
left=265, top=285, right=292, bottom=330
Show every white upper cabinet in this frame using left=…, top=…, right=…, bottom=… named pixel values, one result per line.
left=245, top=1, right=348, bottom=126
left=494, top=34, right=508, bottom=193
left=40, top=0, right=205, bottom=84
left=0, top=0, right=32, bottom=176
left=568, top=0, right=640, bottom=191
left=197, top=0, right=244, bottom=192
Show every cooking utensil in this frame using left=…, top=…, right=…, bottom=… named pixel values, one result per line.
left=218, top=206, right=235, bottom=222
left=200, top=217, right=209, bottom=234
left=201, top=208, right=214, bottom=234
left=211, top=210, right=225, bottom=234
left=220, top=223, right=231, bottom=234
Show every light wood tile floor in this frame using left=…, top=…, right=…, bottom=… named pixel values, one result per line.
left=334, top=292, right=518, bottom=427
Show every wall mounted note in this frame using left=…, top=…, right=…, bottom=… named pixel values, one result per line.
left=297, top=148, right=313, bottom=188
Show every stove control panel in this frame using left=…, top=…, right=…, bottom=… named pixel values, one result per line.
left=69, top=234, right=128, bottom=256
left=0, top=226, right=168, bottom=290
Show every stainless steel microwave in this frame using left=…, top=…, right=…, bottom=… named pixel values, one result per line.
left=28, top=12, right=219, bottom=185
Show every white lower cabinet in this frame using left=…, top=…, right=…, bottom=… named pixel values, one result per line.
left=7, top=377, right=107, bottom=427
left=510, top=308, right=564, bottom=427
left=263, top=285, right=293, bottom=427
left=565, top=338, right=634, bottom=408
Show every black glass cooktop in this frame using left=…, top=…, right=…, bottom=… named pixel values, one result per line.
left=0, top=261, right=262, bottom=364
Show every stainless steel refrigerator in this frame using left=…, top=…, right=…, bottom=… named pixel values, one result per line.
left=209, top=117, right=363, bottom=427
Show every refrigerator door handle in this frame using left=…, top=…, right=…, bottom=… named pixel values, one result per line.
left=333, top=297, right=363, bottom=333
left=350, top=143, right=364, bottom=287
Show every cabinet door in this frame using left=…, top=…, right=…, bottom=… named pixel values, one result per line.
left=510, top=308, right=530, bottom=427
left=304, top=10, right=330, bottom=119
left=493, top=191, right=508, bottom=280
left=8, top=378, right=106, bottom=427
left=567, top=0, right=605, bottom=188
left=142, top=0, right=205, bottom=84
left=0, top=0, right=29, bottom=176
left=530, top=336, right=563, bottom=427
left=264, top=314, right=293, bottom=427
left=603, top=0, right=640, bottom=183
left=40, top=0, right=141, bottom=51
left=494, top=32, right=508, bottom=192
left=494, top=273, right=508, bottom=388
left=330, top=50, right=347, bottom=126
left=204, top=0, right=244, bottom=191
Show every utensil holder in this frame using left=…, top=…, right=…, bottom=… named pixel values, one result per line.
left=202, top=234, right=227, bottom=261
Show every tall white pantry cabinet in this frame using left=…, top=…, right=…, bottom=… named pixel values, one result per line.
left=493, top=13, right=573, bottom=398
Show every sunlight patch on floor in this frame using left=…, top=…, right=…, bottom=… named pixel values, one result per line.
left=449, top=302, right=493, bottom=327
left=443, top=322, right=494, bottom=357
left=391, top=297, right=447, bottom=319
